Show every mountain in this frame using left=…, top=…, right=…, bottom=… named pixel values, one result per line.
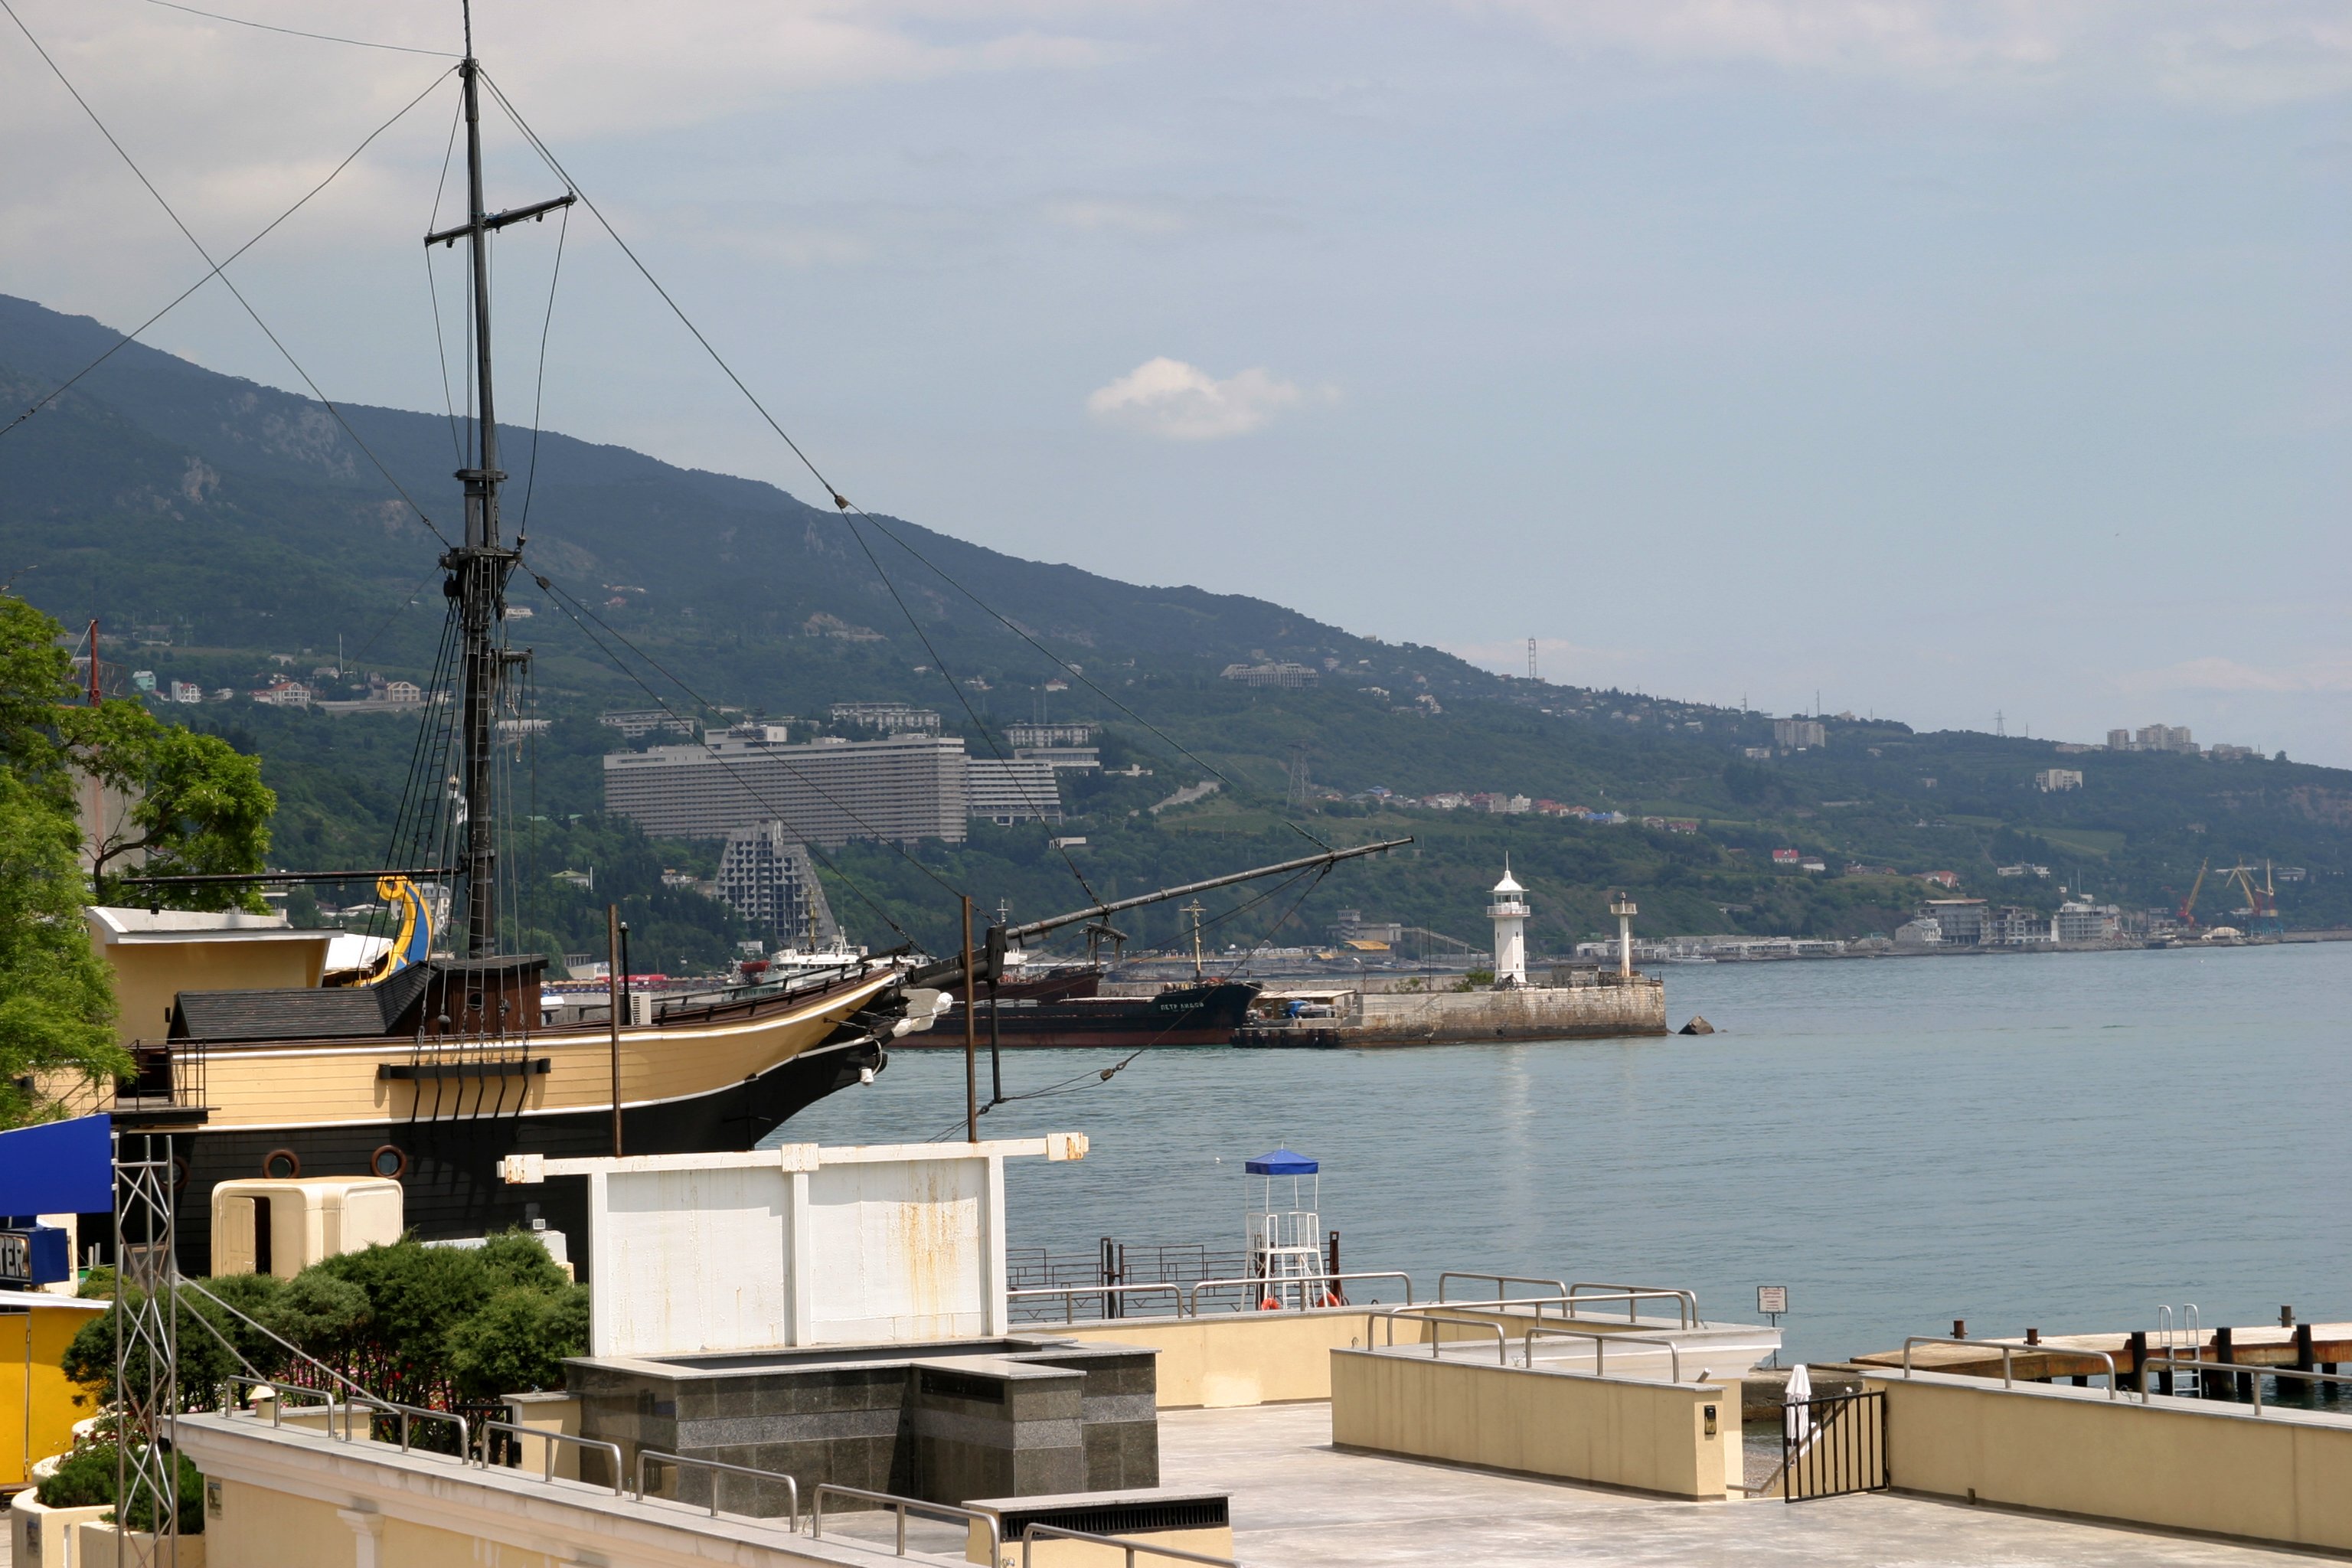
left=4, top=290, right=2348, bottom=956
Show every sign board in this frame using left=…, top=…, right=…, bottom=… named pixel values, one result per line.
left=0, top=1115, right=113, bottom=1217
left=1757, top=1285, right=1788, bottom=1315
left=504, top=1135, right=1088, bottom=1357
left=0, top=1227, right=69, bottom=1285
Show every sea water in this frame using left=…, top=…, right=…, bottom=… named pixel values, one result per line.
left=774, top=941, right=2351, bottom=1364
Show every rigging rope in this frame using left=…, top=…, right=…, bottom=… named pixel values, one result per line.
left=474, top=69, right=1334, bottom=855
left=921, top=863, right=1334, bottom=1141
left=0, top=2, right=456, bottom=547
left=527, top=571, right=922, bottom=941
left=515, top=203, right=570, bottom=536
left=834, top=510, right=1098, bottom=903
left=0, top=57, right=455, bottom=453
left=423, top=92, right=467, bottom=466
left=136, top=0, right=459, bottom=57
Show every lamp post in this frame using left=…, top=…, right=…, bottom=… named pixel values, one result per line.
left=1607, top=892, right=1638, bottom=978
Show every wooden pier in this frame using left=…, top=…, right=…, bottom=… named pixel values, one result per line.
left=1853, top=1321, right=2352, bottom=1392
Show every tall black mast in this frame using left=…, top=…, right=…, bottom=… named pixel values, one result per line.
left=428, top=3, right=572, bottom=956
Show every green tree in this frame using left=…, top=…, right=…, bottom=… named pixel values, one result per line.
left=0, top=596, right=275, bottom=1123
left=0, top=766, right=124, bottom=1122
left=57, top=700, right=274, bottom=913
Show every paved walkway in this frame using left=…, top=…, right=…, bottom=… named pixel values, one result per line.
left=1160, top=1402, right=2331, bottom=1566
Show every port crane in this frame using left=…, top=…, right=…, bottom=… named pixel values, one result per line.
left=2216, top=861, right=2283, bottom=937
left=2173, top=859, right=2209, bottom=929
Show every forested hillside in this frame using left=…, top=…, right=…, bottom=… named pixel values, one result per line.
left=4, top=290, right=2347, bottom=962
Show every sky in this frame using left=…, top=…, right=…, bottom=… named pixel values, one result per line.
left=2, top=0, right=2346, bottom=763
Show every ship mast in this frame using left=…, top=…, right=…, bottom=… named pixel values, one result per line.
left=428, top=2, right=572, bottom=956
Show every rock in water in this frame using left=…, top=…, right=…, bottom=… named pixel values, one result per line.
left=1679, top=1015, right=1716, bottom=1034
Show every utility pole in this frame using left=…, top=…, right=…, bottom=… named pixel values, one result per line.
left=606, top=903, right=623, bottom=1156
left=962, top=895, right=978, bottom=1142
left=427, top=3, right=573, bottom=956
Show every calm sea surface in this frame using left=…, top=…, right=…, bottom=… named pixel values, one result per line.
left=774, top=942, right=2350, bottom=1364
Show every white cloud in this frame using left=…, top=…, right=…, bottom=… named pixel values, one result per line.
left=1043, top=199, right=1189, bottom=236
left=1471, top=1, right=2352, bottom=106
left=2114, top=654, right=2352, bottom=694
left=1085, top=357, right=1329, bottom=440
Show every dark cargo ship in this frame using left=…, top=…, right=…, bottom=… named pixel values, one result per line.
left=921, top=966, right=1259, bottom=1048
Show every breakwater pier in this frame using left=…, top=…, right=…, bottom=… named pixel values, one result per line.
left=1855, top=1316, right=2352, bottom=1393
left=1233, top=971, right=1665, bottom=1045
left=1234, top=870, right=1668, bottom=1044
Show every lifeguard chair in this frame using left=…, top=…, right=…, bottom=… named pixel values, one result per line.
left=1246, top=1148, right=1335, bottom=1308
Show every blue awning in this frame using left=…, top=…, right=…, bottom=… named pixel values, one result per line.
left=1245, top=1148, right=1318, bottom=1175
left=0, top=1114, right=113, bottom=1216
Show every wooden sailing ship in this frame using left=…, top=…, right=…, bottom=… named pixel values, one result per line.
left=60, top=22, right=1408, bottom=1275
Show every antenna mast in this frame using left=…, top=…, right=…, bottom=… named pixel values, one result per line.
left=428, top=7, right=573, bottom=956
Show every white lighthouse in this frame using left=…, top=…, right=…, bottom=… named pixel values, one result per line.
left=1487, top=860, right=1529, bottom=987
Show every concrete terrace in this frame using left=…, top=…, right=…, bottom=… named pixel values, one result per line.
left=1160, top=1401, right=2333, bottom=1567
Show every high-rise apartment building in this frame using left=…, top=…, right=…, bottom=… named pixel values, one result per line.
left=1005, top=722, right=1097, bottom=748
left=603, top=725, right=967, bottom=845
left=828, top=702, right=941, bottom=735
left=714, top=822, right=839, bottom=946
left=967, top=758, right=1064, bottom=825
left=1772, top=717, right=1826, bottom=750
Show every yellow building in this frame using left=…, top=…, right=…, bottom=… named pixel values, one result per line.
left=85, top=907, right=335, bottom=1047
left=0, top=1296, right=108, bottom=1485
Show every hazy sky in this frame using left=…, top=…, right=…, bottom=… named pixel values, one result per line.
left=3, top=2, right=2346, bottom=762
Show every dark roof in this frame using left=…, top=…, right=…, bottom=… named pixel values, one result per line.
left=171, top=955, right=548, bottom=1042
left=170, top=987, right=395, bottom=1042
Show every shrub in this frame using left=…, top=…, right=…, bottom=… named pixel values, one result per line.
left=36, top=1442, right=204, bottom=1535
left=60, top=1231, right=586, bottom=1431
left=445, top=1285, right=590, bottom=1399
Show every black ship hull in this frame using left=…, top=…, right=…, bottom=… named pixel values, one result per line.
left=921, top=980, right=1259, bottom=1050
left=155, top=1032, right=887, bottom=1278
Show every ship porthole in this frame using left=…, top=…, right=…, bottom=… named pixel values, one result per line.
left=261, top=1148, right=301, bottom=1180
left=369, top=1145, right=408, bottom=1181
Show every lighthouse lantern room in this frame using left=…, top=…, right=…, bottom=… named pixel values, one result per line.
left=1488, top=860, right=1530, bottom=987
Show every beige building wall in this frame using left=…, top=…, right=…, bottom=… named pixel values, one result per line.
left=1867, top=1373, right=2352, bottom=1553
left=87, top=909, right=332, bottom=1046
left=1331, top=1349, right=1733, bottom=1500
left=206, top=1481, right=564, bottom=1568
left=1053, top=1305, right=1734, bottom=1410
left=1055, top=1309, right=1401, bottom=1408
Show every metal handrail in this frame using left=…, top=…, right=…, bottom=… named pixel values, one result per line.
left=1900, top=1336, right=2120, bottom=1400
left=2144, top=1348, right=2352, bottom=1418
left=225, top=1377, right=470, bottom=1455
left=227, top=1377, right=344, bottom=1434
left=1520, top=1325, right=1687, bottom=1383
left=636, top=1449, right=799, bottom=1528
left=479, top=1420, right=624, bottom=1493
left=1183, top=1271, right=1412, bottom=1315
left=1370, top=1307, right=1511, bottom=1364
left=1020, top=1521, right=1242, bottom=1566
left=1567, top=1282, right=1700, bottom=1328
left=377, top=1399, right=469, bottom=1455
left=812, top=1483, right=1002, bottom=1560
left=1439, top=1273, right=1569, bottom=1308
left=1007, top=1282, right=1187, bottom=1320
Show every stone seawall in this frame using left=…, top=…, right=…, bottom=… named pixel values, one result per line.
left=1227, top=978, right=1667, bottom=1047
left=1346, top=980, right=1665, bottom=1042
